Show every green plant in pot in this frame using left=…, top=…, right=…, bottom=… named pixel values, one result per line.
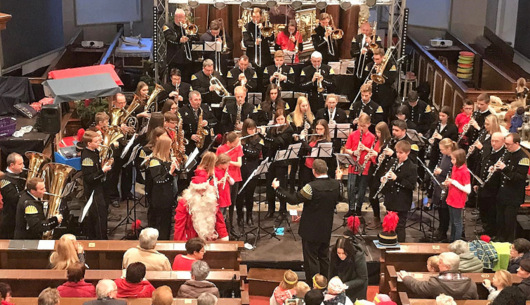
left=74, top=97, right=110, bottom=129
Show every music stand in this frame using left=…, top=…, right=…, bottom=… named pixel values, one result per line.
left=283, top=51, right=296, bottom=65
left=280, top=91, right=295, bottom=100
left=221, top=96, right=236, bottom=109
left=413, top=157, right=441, bottom=241
left=248, top=92, right=263, bottom=106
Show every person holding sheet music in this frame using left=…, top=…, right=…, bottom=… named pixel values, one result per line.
left=348, top=84, right=384, bottom=133
left=300, top=51, right=335, bottom=112
left=251, top=84, right=289, bottom=126
left=287, top=96, right=315, bottom=192
left=343, top=113, right=376, bottom=219
left=262, top=51, right=295, bottom=92
left=80, top=130, right=112, bottom=240
left=200, top=20, right=233, bottom=77
left=262, top=109, right=294, bottom=218
left=366, top=122, right=391, bottom=230
left=276, top=20, right=303, bottom=63
left=299, top=119, right=331, bottom=187
left=226, top=55, right=257, bottom=93
left=237, top=119, right=263, bottom=227
left=220, top=86, right=254, bottom=133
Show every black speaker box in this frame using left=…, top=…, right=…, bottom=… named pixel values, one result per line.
left=40, top=104, right=62, bottom=134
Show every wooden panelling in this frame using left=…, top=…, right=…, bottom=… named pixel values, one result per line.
left=433, top=71, right=443, bottom=108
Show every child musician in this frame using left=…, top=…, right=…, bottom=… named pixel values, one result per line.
left=216, top=132, right=243, bottom=230
left=81, top=130, right=112, bottom=239
left=381, top=140, right=418, bottom=242
left=237, top=119, right=263, bottom=226
left=215, top=154, right=234, bottom=218
left=343, top=113, right=375, bottom=218
left=300, top=119, right=331, bottom=187
left=147, top=135, right=177, bottom=240
left=442, top=148, right=471, bottom=242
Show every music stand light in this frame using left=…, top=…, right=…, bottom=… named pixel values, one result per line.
left=214, top=0, right=226, bottom=9
left=340, top=0, right=353, bottom=10
left=316, top=0, right=328, bottom=10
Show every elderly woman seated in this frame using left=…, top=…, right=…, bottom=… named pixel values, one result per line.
left=122, top=228, right=171, bottom=271
left=177, top=261, right=220, bottom=298
left=449, top=240, right=483, bottom=273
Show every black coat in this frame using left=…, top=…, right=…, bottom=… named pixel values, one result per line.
left=251, top=100, right=290, bottom=126
left=497, top=148, right=529, bottom=205
left=179, top=104, right=217, bottom=154
left=163, top=22, right=197, bottom=65
left=329, top=243, right=368, bottom=301
left=300, top=64, right=335, bottom=111
left=276, top=177, right=341, bottom=243
left=227, top=66, right=258, bottom=93
left=349, top=99, right=384, bottom=127
left=478, top=146, right=506, bottom=197
left=315, top=107, right=348, bottom=124
left=262, top=64, right=295, bottom=91
left=364, top=61, right=397, bottom=109
left=0, top=172, right=25, bottom=238
left=220, top=100, right=254, bottom=133
left=243, top=21, right=274, bottom=68
left=311, top=25, right=339, bottom=64
left=405, top=100, right=434, bottom=134
left=350, top=33, right=382, bottom=64
left=383, top=158, right=418, bottom=211
left=159, top=82, right=191, bottom=108
left=147, top=157, right=174, bottom=210
left=518, top=277, right=530, bottom=300
left=81, top=147, right=108, bottom=240
left=263, top=125, right=294, bottom=167
left=242, top=136, right=263, bottom=179
left=428, top=122, right=458, bottom=165
left=14, top=191, right=59, bottom=239
left=191, top=71, right=227, bottom=106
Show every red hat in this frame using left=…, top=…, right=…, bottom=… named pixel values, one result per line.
left=191, top=172, right=210, bottom=189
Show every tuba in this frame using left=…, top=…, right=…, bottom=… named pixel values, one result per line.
left=144, top=84, right=163, bottom=113
left=100, top=126, right=124, bottom=165
left=109, top=107, right=126, bottom=127
left=120, top=94, right=142, bottom=130
left=371, top=46, right=395, bottom=85
left=25, top=152, right=51, bottom=188
left=41, top=163, right=75, bottom=239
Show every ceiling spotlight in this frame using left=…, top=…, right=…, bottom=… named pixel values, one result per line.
left=366, top=0, right=377, bottom=7
left=188, top=0, right=199, bottom=9
left=214, top=0, right=226, bottom=9
left=266, top=0, right=277, bottom=8
left=316, top=0, right=328, bottom=10
left=240, top=0, right=252, bottom=9
left=290, top=0, right=303, bottom=10
left=339, top=0, right=353, bottom=10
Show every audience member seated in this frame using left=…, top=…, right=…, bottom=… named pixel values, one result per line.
left=83, top=279, right=126, bottom=305
left=152, top=285, right=174, bottom=305
left=177, top=261, right=220, bottom=298
left=449, top=240, right=484, bottom=273
left=115, top=262, right=155, bottom=298
left=172, top=237, right=206, bottom=271
left=400, top=252, right=478, bottom=299
left=483, top=270, right=512, bottom=301
left=312, top=273, right=328, bottom=293
left=295, top=281, right=310, bottom=300
left=322, top=277, right=353, bottom=305
left=38, top=288, right=60, bottom=305
left=427, top=255, right=440, bottom=272
left=435, top=294, right=456, bottom=305
left=508, top=238, right=530, bottom=273
left=469, top=236, right=498, bottom=271
left=516, top=258, right=530, bottom=300
left=329, top=236, right=368, bottom=301
left=49, top=234, right=86, bottom=270
left=492, top=286, right=526, bottom=305
left=0, top=283, right=13, bottom=305
left=57, top=262, right=96, bottom=297
left=271, top=270, right=298, bottom=305
left=304, top=289, right=324, bottom=305
left=197, top=292, right=218, bottom=305
left=122, top=227, right=171, bottom=271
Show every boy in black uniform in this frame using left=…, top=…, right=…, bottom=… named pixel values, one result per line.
left=14, top=177, right=62, bottom=239
left=382, top=120, right=419, bottom=164
left=311, top=13, right=339, bottom=64
left=81, top=130, right=113, bottom=239
left=262, top=51, right=295, bottom=91
left=364, top=48, right=397, bottom=120
left=496, top=133, right=529, bottom=242
left=349, top=84, right=384, bottom=132
left=404, top=90, right=433, bottom=136
left=381, top=140, right=418, bottom=242
left=0, top=153, right=25, bottom=238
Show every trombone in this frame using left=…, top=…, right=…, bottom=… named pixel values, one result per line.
left=356, top=22, right=377, bottom=79
left=326, top=15, right=343, bottom=57
left=180, top=22, right=193, bottom=61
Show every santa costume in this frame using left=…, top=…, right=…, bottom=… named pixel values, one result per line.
left=173, top=172, right=229, bottom=241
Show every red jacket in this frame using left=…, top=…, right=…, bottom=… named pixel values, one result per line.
left=57, top=280, right=96, bottom=297
left=1, top=301, right=14, bottom=305
left=114, top=278, right=155, bottom=298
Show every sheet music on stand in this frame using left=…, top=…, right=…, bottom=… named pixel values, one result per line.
left=329, top=123, right=351, bottom=140
left=248, top=92, right=263, bottom=106
left=239, top=158, right=270, bottom=194
left=80, top=191, right=94, bottom=223
left=274, top=143, right=302, bottom=162
left=294, top=92, right=308, bottom=99
left=184, top=148, right=200, bottom=172
left=309, top=142, right=333, bottom=158
left=191, top=41, right=222, bottom=52
left=334, top=153, right=360, bottom=168
left=283, top=51, right=296, bottom=65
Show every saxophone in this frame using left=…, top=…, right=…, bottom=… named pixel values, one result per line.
left=171, top=114, right=188, bottom=170
left=196, top=110, right=208, bottom=149
left=235, top=104, right=242, bottom=130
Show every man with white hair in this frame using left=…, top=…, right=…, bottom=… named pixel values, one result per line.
left=197, top=292, right=218, bottom=305
left=449, top=240, right=483, bottom=273
left=83, top=280, right=126, bottom=305
left=122, top=227, right=171, bottom=271
left=174, top=173, right=229, bottom=241
left=399, top=252, right=478, bottom=299
left=177, top=261, right=220, bottom=298
left=163, top=8, right=197, bottom=82
left=300, top=51, right=335, bottom=111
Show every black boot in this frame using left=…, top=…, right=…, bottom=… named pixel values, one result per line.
left=246, top=213, right=254, bottom=226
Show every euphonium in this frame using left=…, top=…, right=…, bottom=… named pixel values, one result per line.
left=100, top=126, right=124, bottom=165
left=119, top=94, right=142, bottom=129
left=25, top=151, right=51, bottom=188
left=144, top=84, right=163, bottom=113
left=109, top=107, right=125, bottom=126
left=41, top=163, right=75, bottom=239
left=371, top=46, right=395, bottom=85
left=209, top=75, right=230, bottom=97
left=196, top=110, right=209, bottom=149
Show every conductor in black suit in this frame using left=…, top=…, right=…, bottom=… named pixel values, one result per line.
left=272, top=159, right=343, bottom=282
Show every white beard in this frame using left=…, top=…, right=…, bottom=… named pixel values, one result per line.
left=181, top=184, right=219, bottom=240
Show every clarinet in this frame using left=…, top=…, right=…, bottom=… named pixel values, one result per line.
left=373, top=138, right=396, bottom=176
left=353, top=130, right=364, bottom=172
left=373, top=158, right=398, bottom=199
left=358, top=139, right=376, bottom=175
left=441, top=166, right=452, bottom=200
left=458, top=111, right=478, bottom=143
left=425, top=122, right=440, bottom=157
left=466, top=129, right=487, bottom=159
left=483, top=150, right=507, bottom=185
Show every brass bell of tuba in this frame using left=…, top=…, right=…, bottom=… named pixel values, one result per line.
left=25, top=151, right=51, bottom=188
left=41, top=163, right=75, bottom=240
left=144, top=83, right=164, bottom=113
left=100, top=126, right=124, bottom=165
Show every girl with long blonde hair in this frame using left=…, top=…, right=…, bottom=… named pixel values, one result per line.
left=50, top=234, right=85, bottom=270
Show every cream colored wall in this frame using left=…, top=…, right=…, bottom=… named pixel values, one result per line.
left=449, top=0, right=488, bottom=44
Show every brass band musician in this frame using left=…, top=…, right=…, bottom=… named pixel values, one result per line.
left=300, top=51, right=335, bottom=111
left=243, top=8, right=274, bottom=69
left=221, top=86, right=254, bottom=133
left=275, top=20, right=303, bottom=63
left=191, top=59, right=227, bottom=107
left=159, top=68, right=192, bottom=108
left=179, top=90, right=217, bottom=154
left=311, top=13, right=339, bottom=64
left=200, top=19, right=234, bottom=76
left=227, top=55, right=258, bottom=93
left=263, top=50, right=295, bottom=91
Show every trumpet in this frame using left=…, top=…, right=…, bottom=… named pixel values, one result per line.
left=316, top=68, right=325, bottom=93
left=274, top=65, right=283, bottom=89
left=209, top=75, right=230, bottom=97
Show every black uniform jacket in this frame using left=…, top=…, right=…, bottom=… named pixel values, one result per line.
left=191, top=71, right=227, bottom=106
left=364, top=61, right=397, bottom=109
left=243, top=21, right=274, bottom=68
left=163, top=22, right=197, bottom=65
left=383, top=157, right=418, bottom=212
left=0, top=172, right=25, bottom=238
left=311, top=25, right=339, bottom=64
left=262, top=64, right=295, bottom=91
left=405, top=100, right=434, bottom=135
left=497, top=148, right=529, bottom=205
left=159, top=81, right=192, bottom=108
left=14, top=191, right=59, bottom=239
left=148, top=157, right=174, bottom=210
left=220, top=100, right=254, bottom=133
left=300, top=64, right=335, bottom=110
left=179, top=104, right=217, bottom=154
left=478, top=146, right=506, bottom=198
left=226, top=66, right=258, bottom=93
